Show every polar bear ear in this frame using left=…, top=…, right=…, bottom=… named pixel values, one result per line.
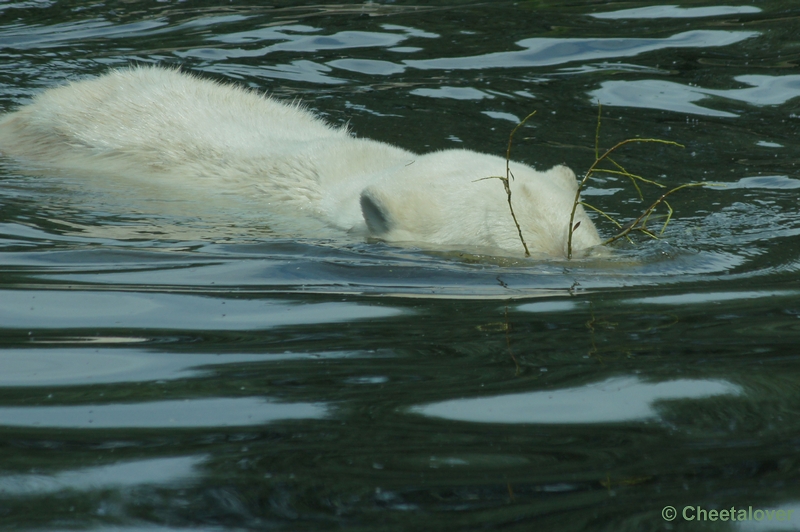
left=549, top=165, right=579, bottom=192
left=360, top=187, right=392, bottom=236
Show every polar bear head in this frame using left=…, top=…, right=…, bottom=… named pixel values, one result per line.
left=359, top=150, right=603, bottom=258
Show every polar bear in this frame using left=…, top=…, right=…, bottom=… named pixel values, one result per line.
left=0, top=66, right=602, bottom=258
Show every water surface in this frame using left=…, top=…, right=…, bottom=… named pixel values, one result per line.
left=1, top=1, right=800, bottom=530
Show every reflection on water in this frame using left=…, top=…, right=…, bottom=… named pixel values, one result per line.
left=0, top=19, right=170, bottom=49
left=0, top=290, right=403, bottom=329
left=412, top=377, right=741, bottom=424
left=0, top=455, right=205, bottom=495
left=0, top=397, right=327, bottom=428
left=404, top=31, right=757, bottom=71
left=410, top=86, right=494, bottom=100
left=591, top=75, right=800, bottom=117
left=725, top=175, right=800, bottom=190
left=0, top=349, right=360, bottom=386
left=627, top=289, right=800, bottom=306
left=590, top=5, right=761, bottom=19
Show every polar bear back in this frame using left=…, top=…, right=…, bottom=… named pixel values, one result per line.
left=0, top=67, right=347, bottom=174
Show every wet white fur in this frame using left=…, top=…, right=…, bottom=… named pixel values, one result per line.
left=0, top=66, right=601, bottom=257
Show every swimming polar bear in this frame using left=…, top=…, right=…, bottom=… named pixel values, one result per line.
left=0, top=66, right=602, bottom=258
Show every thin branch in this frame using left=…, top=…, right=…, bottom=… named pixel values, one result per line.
left=660, top=200, right=674, bottom=235
left=594, top=103, right=602, bottom=161
left=506, top=111, right=539, bottom=180
left=484, top=110, right=538, bottom=258
left=567, top=136, right=685, bottom=259
left=602, top=182, right=709, bottom=246
left=580, top=201, right=635, bottom=244
left=591, top=167, right=667, bottom=189
left=580, top=201, right=623, bottom=228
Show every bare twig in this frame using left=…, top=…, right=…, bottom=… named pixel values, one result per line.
left=476, top=110, right=538, bottom=257
left=481, top=104, right=702, bottom=260
left=567, top=131, right=685, bottom=258
left=602, top=182, right=709, bottom=246
left=564, top=103, right=714, bottom=258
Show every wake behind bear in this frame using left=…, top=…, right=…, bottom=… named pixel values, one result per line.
left=0, top=66, right=602, bottom=258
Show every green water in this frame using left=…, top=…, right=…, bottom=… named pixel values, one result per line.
left=1, top=1, right=800, bottom=530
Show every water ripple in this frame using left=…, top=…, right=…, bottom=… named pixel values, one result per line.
left=0, top=290, right=404, bottom=330
left=411, top=377, right=742, bottom=424
left=0, top=349, right=360, bottom=386
left=405, top=30, right=757, bottom=71
left=0, top=455, right=205, bottom=495
left=590, top=75, right=800, bottom=116
left=0, top=397, right=327, bottom=428
left=591, top=5, right=761, bottom=19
